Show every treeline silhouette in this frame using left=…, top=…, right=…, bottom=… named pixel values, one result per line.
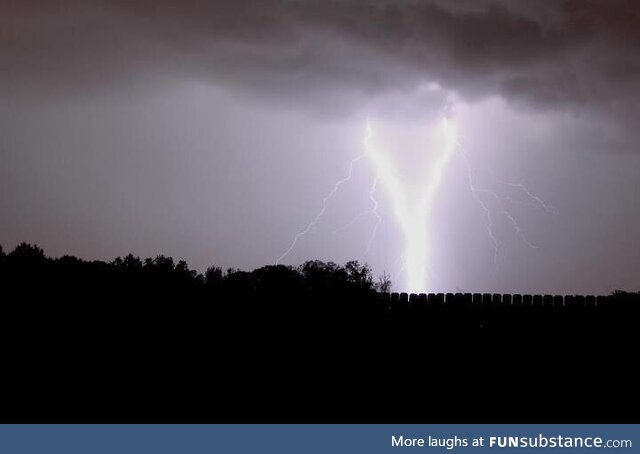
left=0, top=242, right=638, bottom=423
left=0, top=242, right=382, bottom=303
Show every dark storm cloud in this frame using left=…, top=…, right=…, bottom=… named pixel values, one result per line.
left=2, top=0, right=640, bottom=116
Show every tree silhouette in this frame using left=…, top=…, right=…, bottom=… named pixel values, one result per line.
left=0, top=242, right=638, bottom=423
left=205, top=265, right=224, bottom=288
left=0, top=245, right=5, bottom=278
left=7, top=242, right=46, bottom=267
left=374, top=270, right=392, bottom=293
left=344, top=260, right=373, bottom=288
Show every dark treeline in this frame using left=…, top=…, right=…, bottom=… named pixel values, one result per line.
left=0, top=242, right=638, bottom=423
left=0, top=242, right=385, bottom=302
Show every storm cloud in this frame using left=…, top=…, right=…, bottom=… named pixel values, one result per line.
left=2, top=0, right=640, bottom=117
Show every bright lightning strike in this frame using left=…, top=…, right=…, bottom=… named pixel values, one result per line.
left=331, top=176, right=382, bottom=254
left=496, top=198, right=539, bottom=250
left=331, top=177, right=378, bottom=233
left=365, top=177, right=382, bottom=254
left=277, top=106, right=552, bottom=292
left=458, top=148, right=500, bottom=264
left=498, top=182, right=555, bottom=214
left=276, top=150, right=367, bottom=265
left=457, top=138, right=547, bottom=263
left=365, top=117, right=456, bottom=293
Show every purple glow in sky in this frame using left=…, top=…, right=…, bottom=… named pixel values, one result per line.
left=1, top=0, right=640, bottom=294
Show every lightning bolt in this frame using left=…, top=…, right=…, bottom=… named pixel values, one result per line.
left=331, top=177, right=378, bottom=232
left=331, top=176, right=382, bottom=254
left=458, top=147, right=501, bottom=264
left=276, top=150, right=367, bottom=264
left=365, top=117, right=456, bottom=292
left=365, top=177, right=382, bottom=254
left=278, top=109, right=550, bottom=292
left=498, top=182, right=555, bottom=214
left=392, top=254, right=406, bottom=287
left=457, top=138, right=548, bottom=263
left=496, top=197, right=539, bottom=250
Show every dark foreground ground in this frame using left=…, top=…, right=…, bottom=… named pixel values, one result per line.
left=0, top=244, right=638, bottom=423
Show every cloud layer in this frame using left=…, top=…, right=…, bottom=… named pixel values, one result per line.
left=2, top=0, right=640, bottom=118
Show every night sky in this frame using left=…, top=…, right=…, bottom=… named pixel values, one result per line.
left=1, top=0, right=639, bottom=294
